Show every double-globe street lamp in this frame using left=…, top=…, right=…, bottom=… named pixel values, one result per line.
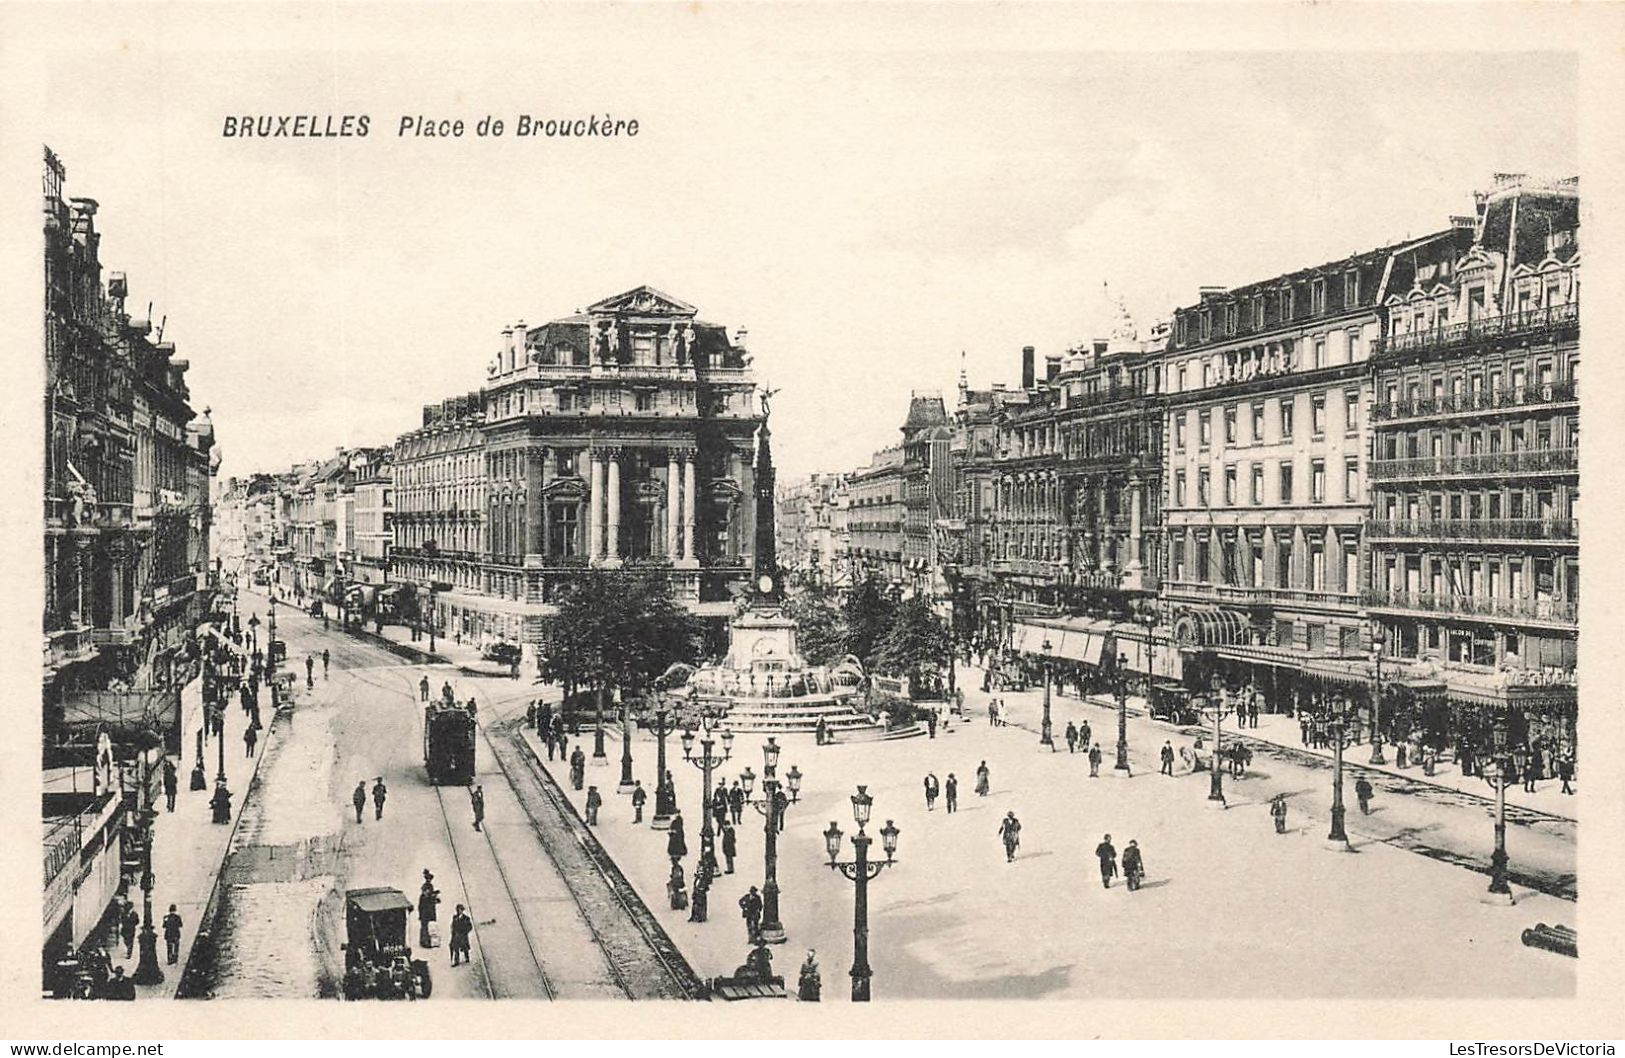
left=738, top=737, right=803, bottom=944
left=1039, top=638, right=1055, bottom=750
left=649, top=705, right=678, bottom=828
left=1368, top=627, right=1388, bottom=765
left=680, top=719, right=734, bottom=878
left=1482, top=710, right=1515, bottom=902
left=1113, top=651, right=1132, bottom=774
left=132, top=751, right=164, bottom=986
left=1203, top=673, right=1234, bottom=806
left=823, top=786, right=900, bottom=1002
left=1325, top=695, right=1358, bottom=848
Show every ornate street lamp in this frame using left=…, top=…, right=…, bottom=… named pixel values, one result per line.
left=680, top=720, right=733, bottom=881
left=823, top=785, right=900, bottom=1002
left=131, top=752, right=164, bottom=985
left=266, top=596, right=278, bottom=675
left=1039, top=637, right=1055, bottom=749
left=1203, top=674, right=1234, bottom=806
left=1483, top=710, right=1515, bottom=902
left=1325, top=695, right=1357, bottom=849
left=649, top=706, right=677, bottom=829
left=739, top=737, right=803, bottom=944
left=617, top=695, right=637, bottom=795
left=1369, top=626, right=1387, bottom=765
left=1113, top=651, right=1132, bottom=774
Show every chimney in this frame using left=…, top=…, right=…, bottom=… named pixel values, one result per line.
left=1021, top=346, right=1035, bottom=389
left=1044, top=355, right=1062, bottom=382
left=513, top=320, right=526, bottom=367
left=734, top=328, right=749, bottom=350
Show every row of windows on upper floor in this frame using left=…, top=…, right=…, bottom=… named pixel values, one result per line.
left=1376, top=418, right=1577, bottom=462
left=1172, top=457, right=1361, bottom=509
left=1376, top=486, right=1575, bottom=526
left=1175, top=270, right=1368, bottom=347
left=1375, top=354, right=1577, bottom=413
left=487, top=385, right=745, bottom=418
left=1386, top=264, right=1577, bottom=337
left=1173, top=389, right=1361, bottom=452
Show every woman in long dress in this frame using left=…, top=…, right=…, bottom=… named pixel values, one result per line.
left=975, top=760, right=990, bottom=797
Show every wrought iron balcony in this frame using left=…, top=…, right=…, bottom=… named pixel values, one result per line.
left=1367, top=518, right=1577, bottom=542
left=1362, top=588, right=1577, bottom=626
left=1369, top=447, right=1577, bottom=481
left=1372, top=301, right=1578, bottom=359
left=1165, top=580, right=1357, bottom=609
left=1372, top=379, right=1577, bottom=423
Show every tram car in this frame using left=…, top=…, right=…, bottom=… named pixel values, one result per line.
left=424, top=699, right=476, bottom=784
left=340, top=887, right=432, bottom=1000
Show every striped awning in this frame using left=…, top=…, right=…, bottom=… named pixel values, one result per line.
left=1171, top=608, right=1250, bottom=647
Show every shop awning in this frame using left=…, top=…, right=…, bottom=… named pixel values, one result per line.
left=1171, top=608, right=1250, bottom=647
left=346, top=584, right=378, bottom=606
left=1012, top=619, right=1114, bottom=666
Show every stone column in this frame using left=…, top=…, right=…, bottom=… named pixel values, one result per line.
left=1126, top=475, right=1145, bottom=576
left=525, top=448, right=547, bottom=558
left=605, top=449, right=622, bottom=566
left=681, top=455, right=698, bottom=568
left=666, top=452, right=681, bottom=559
left=588, top=451, right=605, bottom=564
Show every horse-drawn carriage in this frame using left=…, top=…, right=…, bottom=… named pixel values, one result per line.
left=341, top=887, right=432, bottom=1000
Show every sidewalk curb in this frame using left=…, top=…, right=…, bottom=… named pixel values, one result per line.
left=172, top=690, right=291, bottom=999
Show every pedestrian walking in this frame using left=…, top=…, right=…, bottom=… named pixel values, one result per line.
left=975, top=760, right=990, bottom=797
left=569, top=746, right=586, bottom=790
left=448, top=905, right=472, bottom=966
left=305, top=654, right=314, bottom=688
left=1354, top=777, right=1373, bottom=815
left=721, top=822, right=737, bottom=873
left=162, top=904, right=183, bottom=964
left=1395, top=742, right=1408, bottom=768
left=243, top=723, right=258, bottom=757
left=420, top=676, right=430, bottom=702
left=418, top=870, right=441, bottom=948
left=1122, top=839, right=1144, bottom=891
left=525, top=703, right=536, bottom=730
left=944, top=773, right=958, bottom=813
left=1088, top=743, right=1102, bottom=777
left=798, top=950, right=822, bottom=1002
left=927, top=710, right=938, bottom=739
left=987, top=700, right=996, bottom=726
left=997, top=700, right=1010, bottom=728
left=729, top=779, right=745, bottom=825
left=471, top=785, right=485, bottom=831
left=667, top=811, right=688, bottom=862
left=1095, top=834, right=1118, bottom=888
left=585, top=784, right=603, bottom=825
left=120, top=902, right=138, bottom=958
left=372, top=777, right=388, bottom=820
left=924, top=772, right=940, bottom=811
left=1065, top=721, right=1078, bottom=754
left=711, top=781, right=729, bottom=832
left=1160, top=741, right=1175, bottom=776
left=1270, top=793, right=1288, bottom=834
left=352, top=781, right=367, bottom=823
left=1079, top=720, right=1091, bottom=750
left=772, top=785, right=788, bottom=832
left=739, top=886, right=764, bottom=941
left=631, top=780, right=647, bottom=823
left=322, top=649, right=330, bottom=677
left=162, top=758, right=178, bottom=812
left=1557, top=755, right=1575, bottom=795
left=998, top=811, right=1022, bottom=862
left=815, top=717, right=829, bottom=746
left=689, top=868, right=710, bottom=923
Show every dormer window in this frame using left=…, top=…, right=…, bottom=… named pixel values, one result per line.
left=1252, top=294, right=1265, bottom=329
left=1311, top=278, right=1327, bottom=315
left=1282, top=287, right=1296, bottom=320
left=1344, top=271, right=1360, bottom=306
left=1224, top=304, right=1238, bottom=335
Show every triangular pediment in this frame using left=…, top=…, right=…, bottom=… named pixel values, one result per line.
left=587, top=285, right=698, bottom=318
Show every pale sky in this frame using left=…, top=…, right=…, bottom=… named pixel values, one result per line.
left=35, top=9, right=1577, bottom=482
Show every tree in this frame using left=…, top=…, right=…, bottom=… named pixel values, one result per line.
left=540, top=568, right=702, bottom=741
left=784, top=583, right=848, bottom=667
left=872, top=597, right=950, bottom=689
left=842, top=573, right=896, bottom=667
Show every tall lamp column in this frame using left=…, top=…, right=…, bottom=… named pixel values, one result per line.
left=681, top=720, right=733, bottom=877
left=1039, top=638, right=1055, bottom=749
left=650, top=706, right=677, bottom=828
left=740, top=738, right=803, bottom=944
left=823, top=786, right=900, bottom=1002
left=1369, top=627, right=1387, bottom=765
left=1114, top=651, right=1131, bottom=774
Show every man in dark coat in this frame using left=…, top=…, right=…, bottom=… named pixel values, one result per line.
left=1354, top=776, right=1374, bottom=814
left=418, top=871, right=440, bottom=947
left=585, top=785, right=603, bottom=825
left=1557, top=755, right=1576, bottom=795
left=162, top=904, right=183, bottom=964
left=631, top=780, right=648, bottom=823
left=471, top=785, right=485, bottom=831
left=738, top=886, right=763, bottom=941
left=720, top=822, right=737, bottom=874
left=1270, top=793, right=1288, bottom=834
left=667, top=811, right=688, bottom=862
left=162, top=758, right=178, bottom=812
left=448, top=905, right=473, bottom=966
left=944, top=773, right=958, bottom=813
left=998, top=811, right=1022, bottom=862
left=420, top=676, right=430, bottom=702
left=1065, top=721, right=1079, bottom=754
left=772, top=786, right=788, bottom=832
left=120, top=902, right=139, bottom=958
left=352, top=781, right=367, bottom=823
left=711, top=781, right=729, bottom=832
left=243, top=723, right=258, bottom=757
left=372, top=777, right=388, bottom=820
left=1122, top=839, right=1145, bottom=891
left=1095, top=834, right=1118, bottom=888
left=1079, top=720, right=1092, bottom=750
left=1088, top=743, right=1103, bottom=777
left=569, top=746, right=587, bottom=790
left=728, top=780, right=746, bottom=825
left=1160, top=741, right=1175, bottom=776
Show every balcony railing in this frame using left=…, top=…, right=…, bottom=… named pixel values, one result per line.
left=1165, top=580, right=1358, bottom=609
left=1372, top=301, right=1579, bottom=358
left=1363, top=589, right=1577, bottom=625
left=1373, top=379, right=1577, bottom=422
left=1367, top=518, right=1577, bottom=541
left=1370, top=447, right=1577, bottom=481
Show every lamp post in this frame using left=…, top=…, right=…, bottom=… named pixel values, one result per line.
left=1483, top=711, right=1515, bottom=901
left=427, top=585, right=437, bottom=654
left=131, top=751, right=164, bottom=985
left=266, top=596, right=278, bottom=674
left=617, top=695, right=636, bottom=794
left=1204, top=674, right=1234, bottom=805
left=1142, top=606, right=1157, bottom=703
left=823, top=786, right=900, bottom=1002
left=680, top=720, right=733, bottom=877
left=1326, top=695, right=1355, bottom=848
left=1368, top=627, right=1387, bottom=765
left=739, top=738, right=802, bottom=944
left=650, top=706, right=677, bottom=829
left=1039, top=638, right=1055, bottom=749
left=1113, top=651, right=1131, bottom=774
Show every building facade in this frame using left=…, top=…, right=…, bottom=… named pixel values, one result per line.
left=847, top=445, right=905, bottom=585
left=392, top=392, right=490, bottom=639
left=1367, top=175, right=1579, bottom=752
left=777, top=472, right=850, bottom=587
